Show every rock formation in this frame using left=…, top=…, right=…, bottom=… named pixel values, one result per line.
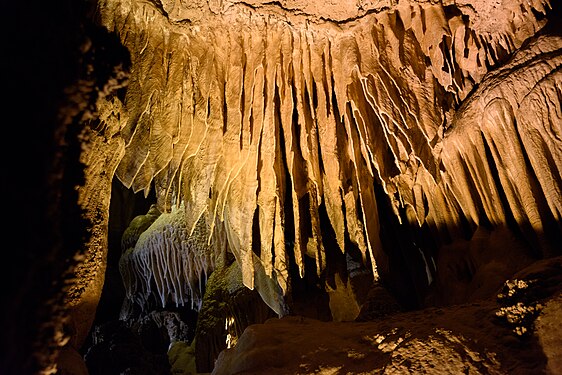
left=94, top=0, right=561, bottom=310
left=2, top=0, right=561, bottom=373
left=119, top=203, right=216, bottom=317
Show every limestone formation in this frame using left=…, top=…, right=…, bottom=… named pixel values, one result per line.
left=94, top=0, right=561, bottom=308
left=4, top=0, right=561, bottom=374
left=63, top=73, right=130, bottom=369
left=212, top=256, right=562, bottom=374
left=83, top=0, right=561, bottom=372
left=120, top=204, right=162, bottom=252
left=119, top=203, right=218, bottom=318
left=193, top=261, right=277, bottom=373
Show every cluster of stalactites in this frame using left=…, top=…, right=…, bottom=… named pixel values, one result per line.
left=119, top=203, right=217, bottom=315
left=100, top=0, right=558, bottom=295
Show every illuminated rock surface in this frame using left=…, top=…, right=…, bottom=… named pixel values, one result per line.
left=2, top=0, right=561, bottom=374
left=95, top=0, right=561, bottom=304
left=212, top=257, right=562, bottom=374
left=119, top=203, right=216, bottom=315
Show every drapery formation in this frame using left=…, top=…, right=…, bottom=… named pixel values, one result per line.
left=120, top=203, right=217, bottom=316
left=97, top=0, right=561, bottom=299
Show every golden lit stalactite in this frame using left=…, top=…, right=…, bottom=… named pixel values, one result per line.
left=439, top=33, right=562, bottom=253
left=96, top=0, right=558, bottom=308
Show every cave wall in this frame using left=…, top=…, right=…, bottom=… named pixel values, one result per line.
left=2, top=0, right=89, bottom=370
left=2, top=0, right=129, bottom=373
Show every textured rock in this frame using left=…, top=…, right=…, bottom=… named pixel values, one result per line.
left=326, top=254, right=375, bottom=321
left=212, top=257, right=562, bottom=374
left=94, top=0, right=561, bottom=309
left=193, top=261, right=278, bottom=373
left=65, top=94, right=127, bottom=352
left=16, top=0, right=561, bottom=370
left=121, top=204, right=162, bottom=252
left=535, top=293, right=562, bottom=374
left=168, top=341, right=197, bottom=375
left=119, top=203, right=218, bottom=317
left=75, top=2, right=562, bottom=374
left=5, top=0, right=561, bottom=374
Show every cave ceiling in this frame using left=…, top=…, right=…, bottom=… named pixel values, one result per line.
left=92, top=0, right=561, bottom=305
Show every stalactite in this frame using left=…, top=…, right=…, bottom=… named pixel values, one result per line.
left=119, top=203, right=217, bottom=317
left=99, top=0, right=560, bottom=304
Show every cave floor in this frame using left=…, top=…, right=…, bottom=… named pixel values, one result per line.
left=212, top=257, right=562, bottom=375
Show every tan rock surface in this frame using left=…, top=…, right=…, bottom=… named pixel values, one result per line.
left=5, top=0, right=560, bottom=373
left=93, top=0, right=560, bottom=304
left=212, top=257, right=562, bottom=374
left=66, top=95, right=126, bottom=349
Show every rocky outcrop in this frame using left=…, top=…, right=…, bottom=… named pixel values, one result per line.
left=2, top=2, right=131, bottom=372
left=119, top=203, right=217, bottom=318
left=65, top=94, right=128, bottom=355
left=193, top=261, right=277, bottom=373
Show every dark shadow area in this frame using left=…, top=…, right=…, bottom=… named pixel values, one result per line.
left=373, top=182, right=436, bottom=311
left=2, top=0, right=127, bottom=373
left=81, top=178, right=156, bottom=353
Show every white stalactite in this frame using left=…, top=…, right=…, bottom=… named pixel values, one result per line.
left=119, top=203, right=216, bottom=315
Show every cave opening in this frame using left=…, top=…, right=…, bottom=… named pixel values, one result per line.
left=373, top=181, right=436, bottom=311
left=96, top=178, right=156, bottom=325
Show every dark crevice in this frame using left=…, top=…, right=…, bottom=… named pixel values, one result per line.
left=319, top=202, right=347, bottom=290
left=81, top=178, right=157, bottom=356
left=275, top=85, right=293, bottom=249
left=316, top=132, right=326, bottom=176
left=290, top=74, right=303, bottom=157
left=457, top=206, right=477, bottom=241
left=311, top=81, right=318, bottom=111
left=248, top=106, right=255, bottom=145
left=275, top=85, right=298, bottom=306
left=440, top=38, right=452, bottom=74
left=479, top=131, right=539, bottom=258
left=251, top=208, right=261, bottom=257
left=456, top=154, right=494, bottom=233
left=298, top=193, right=313, bottom=258
left=239, top=52, right=247, bottom=150
left=374, top=183, right=431, bottom=310
left=222, top=81, right=228, bottom=134
left=321, top=51, right=331, bottom=117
